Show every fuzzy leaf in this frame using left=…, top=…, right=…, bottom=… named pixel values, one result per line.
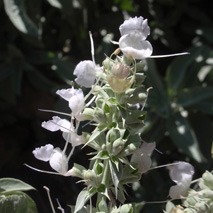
left=0, top=178, right=35, bottom=195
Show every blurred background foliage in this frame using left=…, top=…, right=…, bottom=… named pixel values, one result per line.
left=0, top=0, right=212, bottom=212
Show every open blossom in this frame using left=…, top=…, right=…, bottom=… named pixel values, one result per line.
left=131, top=142, right=156, bottom=173
left=32, top=144, right=74, bottom=176
left=119, top=32, right=153, bottom=59
left=168, top=161, right=194, bottom=199
left=56, top=88, right=85, bottom=117
left=42, top=116, right=85, bottom=147
left=74, top=60, right=101, bottom=88
left=118, top=16, right=188, bottom=60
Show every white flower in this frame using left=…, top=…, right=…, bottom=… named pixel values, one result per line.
left=118, top=16, right=188, bottom=60
left=42, top=116, right=71, bottom=132
left=119, top=16, right=150, bottom=40
left=119, top=32, right=153, bottom=59
left=56, top=88, right=85, bottom=116
left=74, top=60, right=101, bottom=88
left=62, top=132, right=85, bottom=147
left=131, top=142, right=155, bottom=173
left=32, top=144, right=72, bottom=175
left=32, top=144, right=54, bottom=162
left=168, top=161, right=194, bottom=199
left=42, top=116, right=85, bottom=147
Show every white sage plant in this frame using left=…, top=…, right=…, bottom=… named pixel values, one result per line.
left=27, top=16, right=194, bottom=213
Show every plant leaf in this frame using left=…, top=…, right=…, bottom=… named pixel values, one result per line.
left=3, top=0, right=38, bottom=36
left=74, top=188, right=96, bottom=213
left=166, top=46, right=204, bottom=95
left=146, top=59, right=168, bottom=118
left=0, top=192, right=37, bottom=213
left=176, top=87, right=213, bottom=107
left=46, top=0, right=62, bottom=8
left=0, top=178, right=35, bottom=195
left=166, top=112, right=205, bottom=162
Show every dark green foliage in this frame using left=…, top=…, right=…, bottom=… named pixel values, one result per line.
left=0, top=0, right=212, bottom=212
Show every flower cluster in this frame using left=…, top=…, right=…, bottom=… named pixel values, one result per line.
left=29, top=16, right=193, bottom=212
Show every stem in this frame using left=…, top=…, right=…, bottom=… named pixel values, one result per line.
left=43, top=186, right=56, bottom=213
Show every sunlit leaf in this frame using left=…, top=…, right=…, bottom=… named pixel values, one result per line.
left=46, top=0, right=62, bottom=8
left=0, top=192, right=37, bottom=213
left=74, top=188, right=96, bottom=213
left=0, top=178, right=35, bottom=195
left=3, top=0, right=38, bottom=36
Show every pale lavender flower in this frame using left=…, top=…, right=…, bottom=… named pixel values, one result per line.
left=74, top=60, right=101, bottom=88
left=131, top=142, right=156, bottom=173
left=168, top=161, right=194, bottom=199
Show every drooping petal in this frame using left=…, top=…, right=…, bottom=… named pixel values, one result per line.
left=49, top=148, right=68, bottom=174
left=62, top=132, right=86, bottom=147
left=74, top=60, right=101, bottom=88
left=119, top=32, right=153, bottom=59
left=56, top=88, right=76, bottom=101
left=41, top=116, right=71, bottom=132
left=168, top=161, right=194, bottom=199
left=68, top=90, right=85, bottom=116
left=119, top=16, right=150, bottom=40
left=32, top=144, right=54, bottom=162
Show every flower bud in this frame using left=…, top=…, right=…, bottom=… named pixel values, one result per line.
left=102, top=57, right=114, bottom=70
left=112, top=63, right=130, bottom=79
left=107, top=75, right=134, bottom=94
left=112, top=138, right=125, bottom=156
left=69, top=163, right=86, bottom=178
left=83, top=169, right=99, bottom=187
left=194, top=201, right=209, bottom=212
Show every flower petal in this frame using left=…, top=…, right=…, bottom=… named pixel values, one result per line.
left=62, top=132, right=86, bottom=147
left=49, top=149, right=68, bottom=174
left=119, top=32, right=153, bottom=59
left=169, top=161, right=194, bottom=184
left=68, top=90, right=85, bottom=116
left=42, top=116, right=71, bottom=132
left=168, top=161, right=194, bottom=199
left=32, top=144, right=54, bottom=162
left=74, top=60, right=101, bottom=88
left=119, top=16, right=150, bottom=40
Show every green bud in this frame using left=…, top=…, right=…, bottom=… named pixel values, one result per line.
left=200, top=189, right=213, bottom=198
left=184, top=196, right=198, bottom=206
left=71, top=163, right=87, bottom=178
left=199, top=171, right=213, bottom=190
left=112, top=138, right=125, bottom=156
left=83, top=169, right=99, bottom=187
left=94, top=107, right=107, bottom=124
left=83, top=108, right=95, bottom=121
left=103, top=57, right=114, bottom=70
left=194, top=201, right=209, bottom=212
left=184, top=208, right=197, bottom=213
